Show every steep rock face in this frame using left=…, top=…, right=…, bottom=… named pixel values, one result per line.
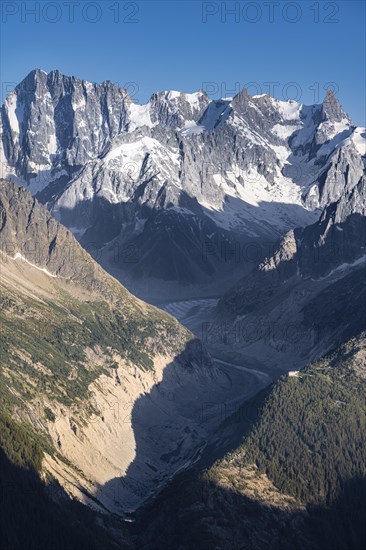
left=213, top=172, right=366, bottom=373
left=298, top=181, right=366, bottom=279
left=303, top=129, right=365, bottom=209
left=1, top=70, right=365, bottom=292
left=219, top=161, right=366, bottom=314
left=148, top=89, right=210, bottom=128
left=0, top=179, right=92, bottom=279
left=322, top=88, right=350, bottom=123
left=0, top=70, right=131, bottom=193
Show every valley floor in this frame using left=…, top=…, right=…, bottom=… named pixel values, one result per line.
left=160, top=296, right=279, bottom=381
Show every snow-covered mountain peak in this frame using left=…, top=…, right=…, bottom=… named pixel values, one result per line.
left=1, top=69, right=364, bottom=290
left=147, top=88, right=210, bottom=128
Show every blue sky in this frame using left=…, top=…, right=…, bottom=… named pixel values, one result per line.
left=1, top=0, right=365, bottom=124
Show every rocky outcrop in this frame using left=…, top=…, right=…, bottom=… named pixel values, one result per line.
left=213, top=169, right=366, bottom=375
left=0, top=69, right=130, bottom=191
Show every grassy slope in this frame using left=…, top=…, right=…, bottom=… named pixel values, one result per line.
left=0, top=411, right=131, bottom=549
left=0, top=258, right=193, bottom=487
left=0, top=180, right=195, bottom=548
left=0, top=263, right=190, bottom=548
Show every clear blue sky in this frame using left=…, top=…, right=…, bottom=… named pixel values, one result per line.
left=1, top=0, right=365, bottom=124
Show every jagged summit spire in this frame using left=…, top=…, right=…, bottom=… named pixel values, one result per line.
left=13, top=68, right=48, bottom=95
left=231, top=87, right=251, bottom=111
left=322, top=88, right=350, bottom=123
left=233, top=87, right=250, bottom=101
left=17, top=67, right=47, bottom=83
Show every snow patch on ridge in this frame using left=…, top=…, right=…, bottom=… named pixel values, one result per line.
left=55, top=136, right=181, bottom=212
left=128, top=102, right=156, bottom=131
left=350, top=127, right=366, bottom=156
left=199, top=165, right=318, bottom=236
left=6, top=93, right=24, bottom=137
left=197, top=100, right=232, bottom=131
left=272, top=123, right=300, bottom=140
left=12, top=252, right=57, bottom=278
left=180, top=121, right=205, bottom=135
left=103, top=137, right=179, bottom=166
left=276, top=99, right=302, bottom=121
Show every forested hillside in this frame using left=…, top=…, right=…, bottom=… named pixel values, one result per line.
left=137, top=334, right=366, bottom=550
left=0, top=412, right=127, bottom=549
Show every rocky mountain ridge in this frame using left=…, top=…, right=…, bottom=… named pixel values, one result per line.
left=212, top=171, right=366, bottom=376
left=1, top=69, right=364, bottom=296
